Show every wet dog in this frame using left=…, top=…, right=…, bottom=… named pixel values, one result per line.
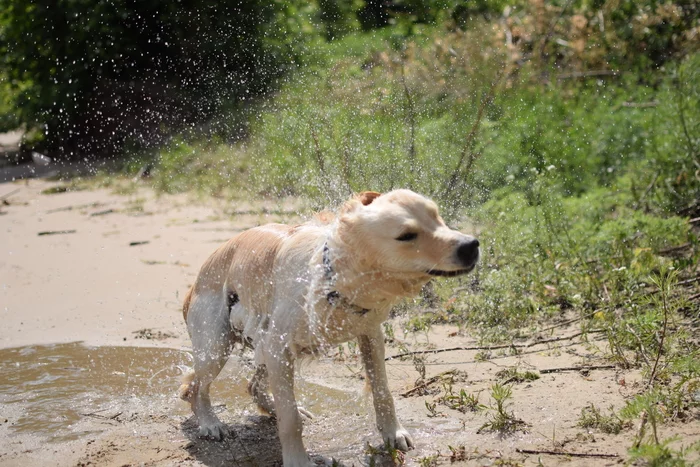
left=179, top=189, right=479, bottom=466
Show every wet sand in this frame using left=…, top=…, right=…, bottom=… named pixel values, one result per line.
left=1, top=180, right=698, bottom=466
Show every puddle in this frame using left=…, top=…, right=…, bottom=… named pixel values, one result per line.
left=0, top=343, right=452, bottom=465
left=0, top=343, right=365, bottom=444
left=0, top=343, right=244, bottom=443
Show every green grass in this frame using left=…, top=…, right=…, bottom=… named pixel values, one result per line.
left=478, top=383, right=528, bottom=435
left=577, top=404, right=628, bottom=435
left=495, top=367, right=540, bottom=385
left=628, top=438, right=700, bottom=467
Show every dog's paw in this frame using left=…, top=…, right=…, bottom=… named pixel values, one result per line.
left=384, top=427, right=414, bottom=452
left=197, top=422, right=230, bottom=441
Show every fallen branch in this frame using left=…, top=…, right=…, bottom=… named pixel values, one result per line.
left=90, top=209, right=115, bottom=217
left=386, top=330, right=604, bottom=360
left=46, top=202, right=102, bottom=214
left=658, top=242, right=691, bottom=255
left=129, top=241, right=150, bottom=246
left=689, top=216, right=700, bottom=224
left=81, top=411, right=123, bottom=422
left=621, top=101, right=658, bottom=108
left=400, top=370, right=458, bottom=397
left=539, top=365, right=615, bottom=374
left=677, top=275, right=700, bottom=287
left=0, top=188, right=20, bottom=200
left=38, top=230, right=76, bottom=236
left=516, top=448, right=619, bottom=458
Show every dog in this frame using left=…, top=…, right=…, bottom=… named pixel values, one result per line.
left=179, top=189, right=479, bottom=466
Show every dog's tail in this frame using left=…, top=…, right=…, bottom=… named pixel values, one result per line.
left=182, top=285, right=194, bottom=322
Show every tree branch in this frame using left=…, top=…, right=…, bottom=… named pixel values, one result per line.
left=516, top=448, right=618, bottom=458
left=386, top=330, right=604, bottom=361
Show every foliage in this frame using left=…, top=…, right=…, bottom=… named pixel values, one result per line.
left=0, top=0, right=322, bottom=156
left=123, top=14, right=699, bottom=372
left=149, top=140, right=250, bottom=197
left=495, top=367, right=540, bottom=384
left=577, top=404, right=628, bottom=434
left=239, top=27, right=699, bottom=211
left=478, top=383, right=528, bottom=434
left=436, top=380, right=484, bottom=413
left=628, top=439, right=699, bottom=467
left=1, top=0, right=698, bottom=160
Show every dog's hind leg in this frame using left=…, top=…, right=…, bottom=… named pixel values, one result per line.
left=248, top=365, right=276, bottom=415
left=248, top=365, right=314, bottom=419
left=263, top=343, right=313, bottom=467
left=183, top=290, right=235, bottom=440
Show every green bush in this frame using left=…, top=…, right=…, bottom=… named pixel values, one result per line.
left=0, top=0, right=321, bottom=157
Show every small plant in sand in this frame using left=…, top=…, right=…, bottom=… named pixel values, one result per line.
left=425, top=400, right=442, bottom=418
left=383, top=322, right=396, bottom=342
left=577, top=404, right=628, bottom=434
left=447, top=445, right=468, bottom=462
left=493, top=459, right=524, bottom=467
left=404, top=314, right=433, bottom=342
left=478, top=383, right=528, bottom=435
left=602, top=268, right=700, bottom=460
left=495, top=367, right=540, bottom=385
left=365, top=440, right=405, bottom=467
left=628, top=437, right=699, bottom=467
left=418, top=453, right=439, bottom=467
left=437, top=380, right=484, bottom=413
left=602, top=268, right=688, bottom=374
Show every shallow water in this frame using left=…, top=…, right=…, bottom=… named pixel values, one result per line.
left=0, top=342, right=462, bottom=466
left=0, top=343, right=363, bottom=444
left=0, top=343, right=199, bottom=442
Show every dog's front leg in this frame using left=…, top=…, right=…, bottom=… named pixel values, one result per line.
left=358, top=329, right=414, bottom=451
left=264, top=342, right=313, bottom=467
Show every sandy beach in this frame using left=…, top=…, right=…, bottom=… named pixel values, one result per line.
left=1, top=178, right=697, bottom=466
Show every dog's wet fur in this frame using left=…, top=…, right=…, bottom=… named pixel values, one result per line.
left=180, top=189, right=479, bottom=466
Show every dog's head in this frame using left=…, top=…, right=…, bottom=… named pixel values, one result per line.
left=337, top=190, right=479, bottom=278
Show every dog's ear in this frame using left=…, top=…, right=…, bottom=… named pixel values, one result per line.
left=356, top=191, right=382, bottom=206
left=341, top=191, right=382, bottom=215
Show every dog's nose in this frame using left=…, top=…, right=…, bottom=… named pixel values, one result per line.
left=456, top=238, right=480, bottom=266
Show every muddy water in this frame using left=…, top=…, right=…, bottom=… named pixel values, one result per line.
left=0, top=343, right=198, bottom=442
left=0, top=343, right=364, bottom=446
left=0, top=343, right=457, bottom=465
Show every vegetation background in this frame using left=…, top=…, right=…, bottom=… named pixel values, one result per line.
left=1, top=0, right=698, bottom=464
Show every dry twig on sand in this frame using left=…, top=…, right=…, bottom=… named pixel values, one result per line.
left=400, top=370, right=459, bottom=397
left=38, top=230, right=76, bottom=236
left=539, top=365, right=615, bottom=374
left=386, top=330, right=604, bottom=361
left=516, top=448, right=619, bottom=458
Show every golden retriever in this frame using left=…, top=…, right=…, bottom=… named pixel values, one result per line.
left=179, top=189, right=479, bottom=466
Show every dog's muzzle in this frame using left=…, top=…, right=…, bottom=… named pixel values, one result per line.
left=427, top=238, right=479, bottom=277
left=456, top=238, right=480, bottom=267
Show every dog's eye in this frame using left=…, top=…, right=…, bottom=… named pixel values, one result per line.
left=395, top=232, right=418, bottom=242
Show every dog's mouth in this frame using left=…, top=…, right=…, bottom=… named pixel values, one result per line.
left=427, top=265, right=475, bottom=277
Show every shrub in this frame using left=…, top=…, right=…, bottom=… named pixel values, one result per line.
left=0, top=0, right=321, bottom=157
